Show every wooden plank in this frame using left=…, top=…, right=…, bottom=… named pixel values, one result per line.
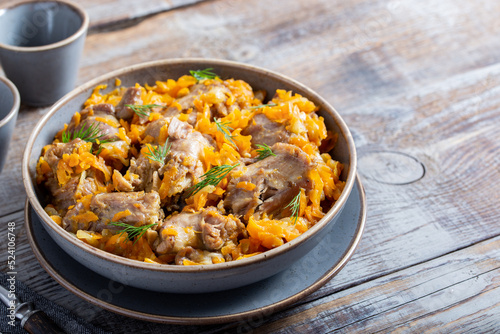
left=0, top=0, right=499, bottom=331
left=306, top=61, right=500, bottom=298
left=73, top=0, right=500, bottom=110
left=244, top=236, right=500, bottom=334
left=0, top=0, right=498, bottom=287
left=1, top=0, right=499, bottom=290
left=3, top=0, right=500, bottom=218
left=80, top=0, right=209, bottom=30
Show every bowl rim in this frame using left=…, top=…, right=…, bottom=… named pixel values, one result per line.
left=0, top=75, right=20, bottom=128
left=0, top=0, right=89, bottom=53
left=22, top=58, right=358, bottom=273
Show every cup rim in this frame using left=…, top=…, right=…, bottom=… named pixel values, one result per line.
left=0, top=0, right=89, bottom=53
left=0, top=76, right=20, bottom=128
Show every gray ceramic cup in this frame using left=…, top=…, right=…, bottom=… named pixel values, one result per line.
left=0, top=76, right=20, bottom=173
left=0, top=0, right=89, bottom=106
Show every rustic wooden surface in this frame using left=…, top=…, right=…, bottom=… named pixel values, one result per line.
left=1, top=0, right=500, bottom=332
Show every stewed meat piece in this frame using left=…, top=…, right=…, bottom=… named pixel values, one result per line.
left=153, top=207, right=245, bottom=255
left=242, top=113, right=290, bottom=148
left=163, top=82, right=239, bottom=125
left=223, top=143, right=315, bottom=221
left=44, top=173, right=98, bottom=214
left=90, top=191, right=162, bottom=226
left=66, top=103, right=120, bottom=142
left=127, top=154, right=163, bottom=192
left=130, top=117, right=212, bottom=201
left=62, top=191, right=163, bottom=233
left=43, top=138, right=85, bottom=172
left=115, top=87, right=143, bottom=120
left=41, top=139, right=91, bottom=212
left=163, top=84, right=208, bottom=119
left=158, top=119, right=212, bottom=201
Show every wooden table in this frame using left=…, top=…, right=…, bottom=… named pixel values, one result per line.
left=1, top=0, right=499, bottom=332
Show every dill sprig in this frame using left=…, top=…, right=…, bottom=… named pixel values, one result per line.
left=109, top=222, right=158, bottom=244
left=62, top=122, right=109, bottom=144
left=214, top=118, right=237, bottom=147
left=250, top=102, right=277, bottom=109
left=186, top=163, right=240, bottom=197
left=125, top=104, right=165, bottom=118
left=285, top=191, right=302, bottom=225
left=255, top=144, right=276, bottom=160
left=190, top=68, right=218, bottom=81
left=144, top=139, right=171, bottom=164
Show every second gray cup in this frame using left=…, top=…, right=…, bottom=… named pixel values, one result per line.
left=0, top=76, right=20, bottom=173
left=0, top=0, right=89, bottom=106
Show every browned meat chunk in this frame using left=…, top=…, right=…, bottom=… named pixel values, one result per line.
left=63, top=105, right=130, bottom=167
left=88, top=103, right=115, bottom=115
left=45, top=174, right=98, bottom=214
left=61, top=202, right=88, bottom=232
left=163, top=84, right=207, bottom=118
left=143, top=117, right=169, bottom=143
left=43, top=138, right=86, bottom=175
left=41, top=139, right=89, bottom=212
left=129, top=118, right=210, bottom=196
left=41, top=139, right=109, bottom=216
left=63, top=191, right=163, bottom=233
left=242, top=113, right=290, bottom=148
left=201, top=209, right=245, bottom=250
left=127, top=118, right=211, bottom=204
left=66, top=104, right=120, bottom=142
left=167, top=116, right=192, bottom=139
left=153, top=207, right=245, bottom=255
left=116, top=87, right=143, bottom=120
left=158, top=125, right=211, bottom=201
left=127, top=154, right=163, bottom=192
left=223, top=143, right=315, bottom=221
left=163, top=82, right=239, bottom=125
left=91, top=191, right=162, bottom=228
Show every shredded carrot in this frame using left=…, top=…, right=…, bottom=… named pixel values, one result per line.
left=94, top=116, right=120, bottom=128
left=50, top=215, right=62, bottom=226
left=112, top=209, right=132, bottom=222
left=236, top=181, right=256, bottom=191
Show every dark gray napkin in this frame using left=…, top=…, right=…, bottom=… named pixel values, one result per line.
left=0, top=271, right=110, bottom=334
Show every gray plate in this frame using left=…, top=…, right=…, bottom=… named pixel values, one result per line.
left=25, top=176, right=366, bottom=325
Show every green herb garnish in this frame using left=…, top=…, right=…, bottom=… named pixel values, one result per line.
left=250, top=102, right=277, bottom=109
left=186, top=163, right=240, bottom=197
left=285, top=191, right=302, bottom=225
left=190, top=68, right=217, bottom=81
left=109, top=222, right=158, bottom=244
left=255, top=144, right=276, bottom=160
left=144, top=139, right=171, bottom=164
left=125, top=104, right=165, bottom=118
left=214, top=118, right=237, bottom=147
left=94, top=145, right=105, bottom=156
left=62, top=122, right=109, bottom=144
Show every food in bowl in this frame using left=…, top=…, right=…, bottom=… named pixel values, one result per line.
left=35, top=68, right=345, bottom=266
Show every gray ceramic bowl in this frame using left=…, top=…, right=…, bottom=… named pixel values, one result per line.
left=22, top=58, right=357, bottom=293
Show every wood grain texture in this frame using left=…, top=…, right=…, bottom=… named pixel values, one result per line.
left=0, top=0, right=499, bottom=332
left=76, top=0, right=209, bottom=29
left=249, top=236, right=500, bottom=333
